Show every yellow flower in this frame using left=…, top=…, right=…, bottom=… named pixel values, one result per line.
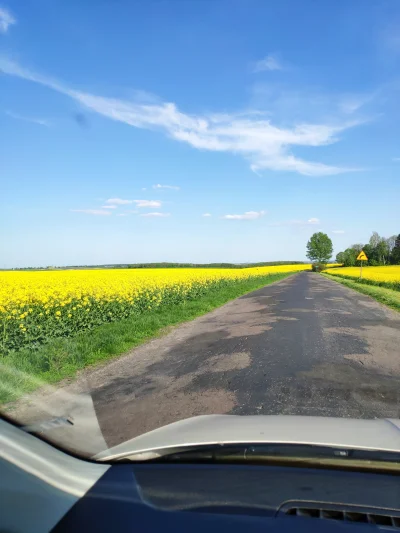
left=325, top=265, right=400, bottom=285
left=0, top=264, right=314, bottom=353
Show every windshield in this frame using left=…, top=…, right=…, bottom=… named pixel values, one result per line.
left=1, top=0, right=400, bottom=462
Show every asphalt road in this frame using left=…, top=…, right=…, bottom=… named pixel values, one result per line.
left=10, top=272, right=400, bottom=452
left=81, top=272, right=400, bottom=447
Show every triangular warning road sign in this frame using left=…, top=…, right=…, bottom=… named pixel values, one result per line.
left=357, top=250, right=368, bottom=261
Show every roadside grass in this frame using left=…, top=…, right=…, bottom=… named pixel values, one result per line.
left=322, top=273, right=400, bottom=313
left=0, top=272, right=292, bottom=404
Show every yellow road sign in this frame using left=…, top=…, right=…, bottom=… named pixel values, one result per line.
left=357, top=250, right=368, bottom=261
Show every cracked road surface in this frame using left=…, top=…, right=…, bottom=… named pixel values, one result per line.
left=83, top=272, right=400, bottom=447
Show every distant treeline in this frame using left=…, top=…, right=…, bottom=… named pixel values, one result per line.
left=336, top=232, right=400, bottom=267
left=126, top=261, right=305, bottom=269
left=10, top=261, right=306, bottom=271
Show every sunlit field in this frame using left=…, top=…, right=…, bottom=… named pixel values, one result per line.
left=325, top=265, right=400, bottom=291
left=0, top=265, right=311, bottom=353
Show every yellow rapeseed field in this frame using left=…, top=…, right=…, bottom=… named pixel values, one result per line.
left=325, top=265, right=400, bottom=289
left=0, top=265, right=310, bottom=352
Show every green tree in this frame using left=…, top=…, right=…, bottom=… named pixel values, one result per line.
left=342, top=248, right=358, bottom=266
left=350, top=243, right=364, bottom=254
left=391, top=234, right=400, bottom=264
left=306, top=232, right=333, bottom=263
left=376, top=240, right=389, bottom=265
left=335, top=232, right=399, bottom=266
left=387, top=235, right=397, bottom=255
left=336, top=252, right=345, bottom=263
left=369, top=231, right=381, bottom=249
left=367, top=231, right=390, bottom=265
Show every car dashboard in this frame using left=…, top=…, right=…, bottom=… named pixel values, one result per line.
left=1, top=418, right=400, bottom=532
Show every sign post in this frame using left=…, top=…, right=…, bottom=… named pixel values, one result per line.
left=356, top=250, right=368, bottom=279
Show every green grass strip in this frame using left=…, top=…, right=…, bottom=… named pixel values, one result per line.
left=322, top=273, right=400, bottom=313
left=1, top=272, right=292, bottom=404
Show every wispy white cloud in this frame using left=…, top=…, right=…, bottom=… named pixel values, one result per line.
left=140, top=212, right=170, bottom=217
left=116, top=213, right=128, bottom=217
left=105, top=198, right=132, bottom=205
left=222, top=210, right=266, bottom=220
left=338, top=94, right=374, bottom=114
left=5, top=110, right=50, bottom=127
left=152, top=184, right=180, bottom=190
left=105, top=198, right=161, bottom=208
left=0, top=7, right=15, bottom=33
left=270, top=217, right=320, bottom=227
left=133, top=199, right=161, bottom=208
left=392, top=157, right=400, bottom=162
left=101, top=205, right=117, bottom=209
left=71, top=209, right=112, bottom=216
left=202, top=213, right=212, bottom=217
left=332, top=230, right=345, bottom=234
left=250, top=83, right=373, bottom=129
left=253, top=54, right=282, bottom=73
left=0, top=57, right=362, bottom=176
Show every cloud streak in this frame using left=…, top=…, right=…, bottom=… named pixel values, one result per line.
left=338, top=94, right=374, bottom=114
left=5, top=110, right=50, bottom=127
left=253, top=54, right=282, bottom=72
left=332, top=230, right=345, bottom=234
left=140, top=212, right=170, bottom=217
left=270, top=217, right=320, bottom=227
left=106, top=198, right=132, bottom=205
left=133, top=199, right=161, bottom=208
left=0, top=7, right=15, bottom=33
left=222, top=210, right=265, bottom=220
left=104, top=198, right=161, bottom=208
left=71, top=209, right=112, bottom=216
left=153, top=184, right=180, bottom=190
left=0, top=57, right=362, bottom=176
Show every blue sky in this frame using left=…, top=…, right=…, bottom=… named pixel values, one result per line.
left=1, top=0, right=400, bottom=268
